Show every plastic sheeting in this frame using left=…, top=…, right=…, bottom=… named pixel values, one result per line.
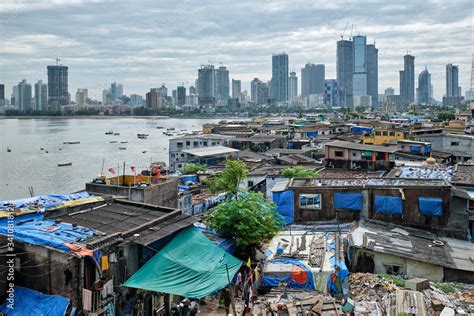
left=418, top=197, right=443, bottom=216
left=272, top=190, right=294, bottom=224
left=181, top=175, right=198, bottom=184
left=333, top=192, right=362, bottom=211
left=0, top=286, right=70, bottom=316
left=262, top=258, right=315, bottom=290
left=0, top=213, right=96, bottom=254
left=351, top=126, right=373, bottom=135
left=374, top=195, right=403, bottom=215
left=123, top=226, right=242, bottom=298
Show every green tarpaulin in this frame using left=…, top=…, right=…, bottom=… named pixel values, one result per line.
left=123, top=226, right=242, bottom=298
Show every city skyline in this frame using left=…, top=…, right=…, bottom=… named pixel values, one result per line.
left=0, top=0, right=472, bottom=100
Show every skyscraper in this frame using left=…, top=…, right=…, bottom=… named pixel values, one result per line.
left=146, top=88, right=159, bottom=108
left=417, top=67, right=431, bottom=105
left=289, top=71, right=298, bottom=101
left=352, top=36, right=368, bottom=102
left=337, top=39, right=353, bottom=107
left=17, top=79, right=32, bottom=112
left=366, top=44, right=378, bottom=106
left=35, top=80, right=48, bottom=111
left=110, top=82, right=118, bottom=101
left=47, top=65, right=68, bottom=109
left=271, top=53, right=289, bottom=102
left=75, top=88, right=88, bottom=105
left=301, top=63, right=325, bottom=96
left=400, top=54, right=415, bottom=103
left=324, top=79, right=339, bottom=107
left=117, top=84, right=123, bottom=99
left=215, top=66, right=229, bottom=100
left=198, top=65, right=215, bottom=105
left=251, top=78, right=268, bottom=105
left=232, top=79, right=241, bottom=99
left=177, top=86, right=186, bottom=106
left=0, top=84, right=4, bottom=101
left=444, top=63, right=460, bottom=105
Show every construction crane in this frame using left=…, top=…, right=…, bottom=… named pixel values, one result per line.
left=340, top=21, right=349, bottom=40
left=49, top=56, right=61, bottom=66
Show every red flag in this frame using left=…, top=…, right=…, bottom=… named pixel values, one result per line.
left=136, top=174, right=142, bottom=182
left=108, top=168, right=116, bottom=174
left=130, top=166, right=136, bottom=173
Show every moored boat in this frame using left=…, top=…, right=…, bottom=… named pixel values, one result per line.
left=58, top=162, right=72, bottom=167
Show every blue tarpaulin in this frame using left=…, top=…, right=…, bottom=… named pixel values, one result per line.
left=374, top=196, right=403, bottom=215
left=178, top=184, right=191, bottom=191
left=418, top=197, right=443, bottom=216
left=334, top=192, right=362, bottom=211
left=0, top=213, right=96, bottom=253
left=410, top=145, right=421, bottom=152
left=272, top=190, right=294, bottom=224
left=306, top=131, right=317, bottom=139
left=181, top=175, right=198, bottom=184
left=0, top=192, right=96, bottom=212
left=0, top=286, right=70, bottom=316
left=262, top=258, right=315, bottom=290
left=351, top=126, right=373, bottom=135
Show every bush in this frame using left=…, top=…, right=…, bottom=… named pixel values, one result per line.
left=282, top=166, right=318, bottom=178
left=204, top=192, right=282, bottom=247
left=180, top=163, right=207, bottom=174
left=209, top=160, right=248, bottom=194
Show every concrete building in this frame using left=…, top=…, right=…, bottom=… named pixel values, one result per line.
left=251, top=78, right=269, bottom=105
left=354, top=95, right=372, bottom=108
left=168, top=134, right=235, bottom=171
left=444, top=64, right=461, bottom=106
left=129, top=94, right=143, bottom=108
left=400, top=54, right=415, bottom=104
left=324, top=79, right=339, bottom=107
left=301, top=63, right=325, bottom=97
left=197, top=65, right=216, bottom=106
left=415, top=133, right=473, bottom=162
left=366, top=44, right=378, bottom=106
left=215, top=66, right=229, bottom=100
left=271, top=52, right=289, bottom=102
left=102, top=89, right=112, bottom=105
left=34, top=80, right=48, bottom=111
left=47, top=65, right=69, bottom=109
left=177, top=86, right=186, bottom=106
left=146, top=88, right=159, bottom=108
left=231, top=79, right=241, bottom=100
left=337, top=39, right=353, bottom=107
left=352, top=36, right=377, bottom=108
left=0, top=84, right=4, bottom=104
left=17, top=79, right=32, bottom=112
left=289, top=71, right=298, bottom=101
left=417, top=67, right=431, bottom=105
left=75, top=88, right=88, bottom=106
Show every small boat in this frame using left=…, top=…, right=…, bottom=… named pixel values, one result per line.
left=142, top=151, right=147, bottom=153
left=7, top=147, right=11, bottom=152
left=59, top=148, right=62, bottom=151
left=105, top=131, right=113, bottom=135
left=119, top=147, right=127, bottom=150
left=167, top=127, right=175, bottom=131
left=58, top=162, right=72, bottom=167
left=40, top=147, right=44, bottom=151
left=45, top=151, right=49, bottom=153
left=63, top=141, right=80, bottom=145
left=110, top=141, right=117, bottom=143
left=156, top=126, right=165, bottom=129
left=120, top=141, right=128, bottom=144
left=114, top=133, right=120, bottom=136
left=137, top=133, right=148, bottom=139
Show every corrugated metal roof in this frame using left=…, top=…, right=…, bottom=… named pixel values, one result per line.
left=325, top=140, right=399, bottom=153
left=182, top=146, right=239, bottom=157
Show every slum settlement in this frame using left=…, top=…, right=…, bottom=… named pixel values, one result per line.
left=1, top=111, right=474, bottom=315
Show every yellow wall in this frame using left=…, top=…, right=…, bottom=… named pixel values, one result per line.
left=363, top=130, right=405, bottom=145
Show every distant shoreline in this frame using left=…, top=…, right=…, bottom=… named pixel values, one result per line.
left=0, top=115, right=172, bottom=120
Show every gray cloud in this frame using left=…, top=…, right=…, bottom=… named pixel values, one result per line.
left=0, top=0, right=472, bottom=100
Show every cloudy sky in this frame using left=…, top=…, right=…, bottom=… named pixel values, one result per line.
left=0, top=0, right=472, bottom=100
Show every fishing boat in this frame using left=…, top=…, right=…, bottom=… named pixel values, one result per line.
left=120, top=141, right=128, bottom=144
left=110, top=141, right=118, bottom=143
left=113, top=133, right=120, bottom=136
left=105, top=131, right=113, bottom=135
left=119, top=147, right=127, bottom=150
left=142, top=150, right=147, bottom=153
left=167, top=127, right=175, bottom=131
left=58, top=162, right=72, bottom=167
left=7, top=147, right=11, bottom=152
left=156, top=126, right=165, bottom=129
left=63, top=141, right=80, bottom=145
left=40, top=147, right=44, bottom=150
left=137, top=133, right=148, bottom=139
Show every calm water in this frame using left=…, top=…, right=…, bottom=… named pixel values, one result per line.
left=0, top=117, right=222, bottom=199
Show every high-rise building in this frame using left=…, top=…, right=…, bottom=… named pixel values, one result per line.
left=177, top=86, right=186, bottom=106
left=17, top=79, right=32, bottom=112
left=366, top=44, right=378, bottom=106
left=215, top=66, right=229, bottom=100
left=47, top=65, right=68, bottom=109
left=444, top=63, right=460, bottom=105
left=301, top=63, right=325, bottom=96
left=417, top=67, right=431, bottom=105
left=384, top=87, right=395, bottom=96
left=232, top=79, right=241, bottom=99
left=0, top=84, right=4, bottom=102
left=336, top=39, right=353, bottom=107
left=352, top=36, right=368, bottom=100
left=271, top=52, right=289, bottom=102
left=197, top=65, right=215, bottom=105
left=75, top=88, right=88, bottom=105
left=189, top=86, right=197, bottom=95
left=157, top=84, right=168, bottom=97
left=35, top=80, right=48, bottom=111
left=102, top=89, right=112, bottom=104
left=400, top=55, right=415, bottom=103
left=324, top=79, right=339, bottom=107
left=117, top=84, right=123, bottom=99
left=251, top=78, right=269, bottom=105
left=289, top=71, right=298, bottom=101
left=146, top=88, right=159, bottom=108
left=129, top=94, right=143, bottom=108
left=110, top=82, right=118, bottom=101
left=11, top=86, right=19, bottom=106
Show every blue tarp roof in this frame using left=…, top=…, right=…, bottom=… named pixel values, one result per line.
left=272, top=190, right=294, bottom=224
left=0, top=212, right=96, bottom=253
left=0, top=192, right=96, bottom=212
left=0, top=286, right=70, bottom=316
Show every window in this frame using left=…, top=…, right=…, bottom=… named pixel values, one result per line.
left=203, top=141, right=208, bottom=146
left=384, top=264, right=402, bottom=275
left=382, top=131, right=388, bottom=136
left=186, top=141, right=190, bottom=146
left=352, top=152, right=357, bottom=157
left=299, top=194, right=321, bottom=209
left=211, top=142, right=216, bottom=146
left=193, top=141, right=198, bottom=147
left=451, top=142, right=459, bottom=146
left=375, top=131, right=381, bottom=136
left=389, top=132, right=395, bottom=136
left=248, top=181, right=254, bottom=187
left=335, top=151, right=344, bottom=157
left=177, top=142, right=183, bottom=148
left=180, top=153, right=184, bottom=157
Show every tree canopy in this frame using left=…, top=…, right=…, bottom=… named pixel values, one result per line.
left=180, top=163, right=207, bottom=174
left=282, top=166, right=319, bottom=178
left=204, top=192, right=282, bottom=247
left=209, top=159, right=248, bottom=194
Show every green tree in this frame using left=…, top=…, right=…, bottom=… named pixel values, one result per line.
left=282, top=166, right=319, bottom=178
left=204, top=192, right=282, bottom=247
left=180, top=163, right=207, bottom=174
left=437, top=112, right=455, bottom=120
left=209, top=160, right=248, bottom=194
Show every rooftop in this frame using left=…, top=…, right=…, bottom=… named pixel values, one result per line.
left=325, top=140, right=399, bottom=153
left=289, top=177, right=450, bottom=188
left=452, top=164, right=474, bottom=185
left=170, top=133, right=235, bottom=141
left=182, top=145, right=239, bottom=157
